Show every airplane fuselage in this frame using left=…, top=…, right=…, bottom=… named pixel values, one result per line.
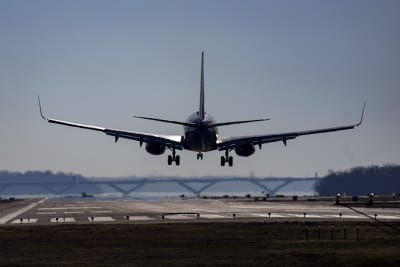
left=183, top=112, right=218, bottom=152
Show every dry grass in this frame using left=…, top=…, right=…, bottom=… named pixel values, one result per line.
left=0, top=221, right=399, bottom=267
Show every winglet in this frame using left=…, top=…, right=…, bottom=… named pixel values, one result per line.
left=37, top=95, right=48, bottom=120
left=356, top=101, right=365, bottom=127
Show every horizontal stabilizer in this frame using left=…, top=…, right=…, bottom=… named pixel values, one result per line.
left=133, top=116, right=197, bottom=127
left=207, top=118, right=269, bottom=128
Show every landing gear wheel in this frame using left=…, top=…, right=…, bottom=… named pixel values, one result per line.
left=197, top=153, right=203, bottom=160
left=220, top=156, right=225, bottom=166
left=167, top=149, right=180, bottom=166
left=228, top=156, right=233, bottom=167
left=220, top=150, right=233, bottom=167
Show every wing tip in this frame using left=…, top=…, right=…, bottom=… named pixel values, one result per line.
left=37, top=95, right=48, bottom=121
left=356, top=101, right=366, bottom=127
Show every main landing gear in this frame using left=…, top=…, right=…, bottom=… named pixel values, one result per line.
left=220, top=150, right=233, bottom=167
left=196, top=152, right=203, bottom=160
left=167, top=149, right=180, bottom=166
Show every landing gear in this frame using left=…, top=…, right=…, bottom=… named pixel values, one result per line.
left=220, top=150, right=233, bottom=167
left=167, top=149, right=180, bottom=166
left=196, top=152, right=203, bottom=160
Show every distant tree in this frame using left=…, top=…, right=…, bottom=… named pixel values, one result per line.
left=315, top=165, right=400, bottom=196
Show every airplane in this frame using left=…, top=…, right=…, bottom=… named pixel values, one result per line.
left=38, top=52, right=365, bottom=167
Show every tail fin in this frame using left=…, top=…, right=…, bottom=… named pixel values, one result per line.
left=199, top=51, right=205, bottom=120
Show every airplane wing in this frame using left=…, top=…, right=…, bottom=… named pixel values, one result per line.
left=217, top=102, right=365, bottom=151
left=38, top=97, right=183, bottom=150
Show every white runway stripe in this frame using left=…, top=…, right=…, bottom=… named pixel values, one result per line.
left=64, top=211, right=84, bottom=214
left=371, top=215, right=400, bottom=220
left=165, top=214, right=197, bottom=220
left=39, top=206, right=101, bottom=210
left=51, top=217, right=76, bottom=223
left=127, top=216, right=154, bottom=221
left=0, top=198, right=47, bottom=224
left=11, top=218, right=38, bottom=224
left=88, top=217, right=115, bottom=222
left=201, top=214, right=230, bottom=219
left=37, top=212, right=56, bottom=215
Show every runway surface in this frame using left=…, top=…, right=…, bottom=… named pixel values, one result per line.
left=1, top=197, right=400, bottom=225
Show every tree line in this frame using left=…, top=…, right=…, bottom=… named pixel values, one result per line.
left=314, top=164, right=400, bottom=196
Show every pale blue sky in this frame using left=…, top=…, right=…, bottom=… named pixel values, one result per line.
left=0, top=0, right=399, bottom=177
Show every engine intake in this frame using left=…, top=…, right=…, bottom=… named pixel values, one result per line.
left=234, top=144, right=255, bottom=157
left=145, top=142, right=166, bottom=155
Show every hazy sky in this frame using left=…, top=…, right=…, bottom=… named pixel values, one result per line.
left=1, top=0, right=399, bottom=178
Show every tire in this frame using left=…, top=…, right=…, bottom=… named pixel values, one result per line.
left=220, top=156, right=225, bottom=166
left=175, top=155, right=180, bottom=166
left=167, top=155, right=172, bottom=165
left=228, top=156, right=233, bottom=167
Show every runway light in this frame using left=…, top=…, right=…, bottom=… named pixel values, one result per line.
left=336, top=193, right=341, bottom=205
left=368, top=193, right=375, bottom=205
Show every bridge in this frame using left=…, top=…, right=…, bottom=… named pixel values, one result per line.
left=0, top=177, right=319, bottom=197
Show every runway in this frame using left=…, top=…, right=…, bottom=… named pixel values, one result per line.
left=1, top=197, right=400, bottom=225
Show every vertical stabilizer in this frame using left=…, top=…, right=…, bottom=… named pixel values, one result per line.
left=199, top=51, right=205, bottom=120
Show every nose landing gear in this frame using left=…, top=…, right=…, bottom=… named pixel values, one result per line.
left=167, top=149, right=180, bottom=166
left=220, top=150, right=233, bottom=167
left=196, top=152, right=203, bottom=160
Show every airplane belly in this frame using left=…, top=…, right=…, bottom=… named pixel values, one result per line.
left=184, top=130, right=217, bottom=152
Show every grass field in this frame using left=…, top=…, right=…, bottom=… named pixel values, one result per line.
left=0, top=221, right=399, bottom=266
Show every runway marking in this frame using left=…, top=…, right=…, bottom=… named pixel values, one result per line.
left=270, top=214, right=290, bottom=218
left=64, top=211, right=84, bottom=214
left=50, top=217, right=76, bottom=223
left=165, top=214, right=196, bottom=220
left=286, top=213, right=307, bottom=218
left=371, top=215, right=400, bottom=220
left=11, top=218, right=38, bottom=224
left=88, top=217, right=115, bottom=222
left=304, top=214, right=323, bottom=218
left=127, top=216, right=154, bottom=221
left=324, top=214, right=367, bottom=219
left=37, top=212, right=57, bottom=215
left=250, top=213, right=288, bottom=218
left=0, top=198, right=47, bottom=224
left=91, top=211, right=113, bottom=213
left=201, top=214, right=230, bottom=219
left=38, top=206, right=101, bottom=210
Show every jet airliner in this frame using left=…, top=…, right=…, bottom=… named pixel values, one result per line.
left=38, top=52, right=364, bottom=167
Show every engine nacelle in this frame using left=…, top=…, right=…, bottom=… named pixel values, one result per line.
left=145, top=142, right=166, bottom=155
left=234, top=144, right=255, bottom=157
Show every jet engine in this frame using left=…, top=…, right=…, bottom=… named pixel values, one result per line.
left=145, top=142, right=166, bottom=155
left=234, top=144, right=255, bottom=157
